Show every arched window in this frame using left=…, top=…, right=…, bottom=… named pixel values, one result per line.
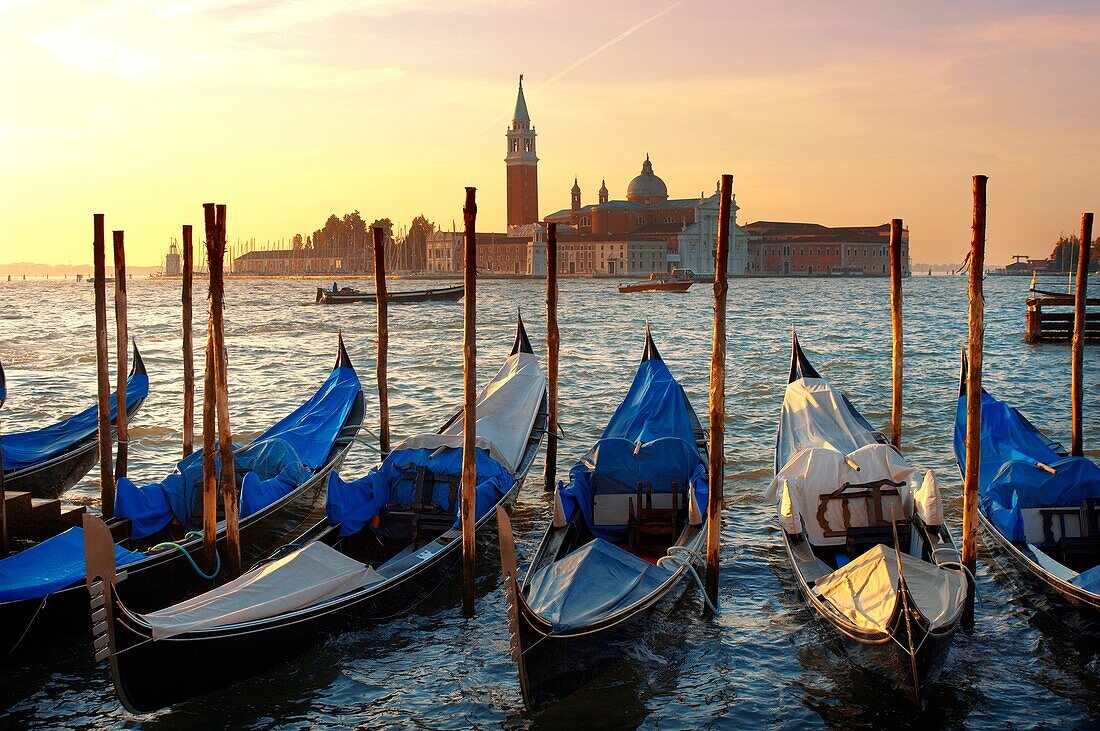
left=664, top=217, right=673, bottom=224
left=524, top=139, right=532, bottom=152
left=636, top=216, right=645, bottom=225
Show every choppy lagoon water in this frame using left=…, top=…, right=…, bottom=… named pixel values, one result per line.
left=2, top=274, right=1100, bottom=729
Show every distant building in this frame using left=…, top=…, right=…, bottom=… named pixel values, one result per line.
left=165, top=243, right=181, bottom=276
left=234, top=249, right=375, bottom=275
left=506, top=75, right=539, bottom=228
left=746, top=221, right=910, bottom=276
left=543, top=156, right=749, bottom=277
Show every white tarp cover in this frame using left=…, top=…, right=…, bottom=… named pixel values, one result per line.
left=777, top=377, right=882, bottom=468
left=766, top=444, right=919, bottom=545
left=432, top=351, right=544, bottom=472
left=913, top=470, right=944, bottom=526
left=815, top=544, right=967, bottom=633
left=143, top=542, right=382, bottom=639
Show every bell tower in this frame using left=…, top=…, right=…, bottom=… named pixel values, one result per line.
left=506, top=75, right=539, bottom=228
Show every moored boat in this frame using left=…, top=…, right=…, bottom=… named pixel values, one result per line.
left=766, top=333, right=967, bottom=707
left=315, top=283, right=464, bottom=304
left=2, top=342, right=149, bottom=498
left=955, top=355, right=1100, bottom=611
left=0, top=335, right=364, bottom=654
left=497, top=325, right=710, bottom=711
left=616, top=269, right=695, bottom=294
left=83, top=315, right=547, bottom=713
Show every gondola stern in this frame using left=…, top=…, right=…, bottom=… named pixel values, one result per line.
left=495, top=505, right=536, bottom=708
left=789, top=329, right=821, bottom=382
left=511, top=311, right=534, bottom=356
left=641, top=321, right=662, bottom=362
left=335, top=332, right=354, bottom=371
left=130, top=340, right=146, bottom=377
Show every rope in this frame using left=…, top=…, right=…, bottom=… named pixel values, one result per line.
left=656, top=545, right=719, bottom=615
left=150, top=532, right=221, bottom=580
left=9, top=597, right=47, bottom=653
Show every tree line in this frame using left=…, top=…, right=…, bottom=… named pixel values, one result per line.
left=289, top=212, right=438, bottom=271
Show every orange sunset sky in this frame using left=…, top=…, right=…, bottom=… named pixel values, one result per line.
left=0, top=0, right=1097, bottom=267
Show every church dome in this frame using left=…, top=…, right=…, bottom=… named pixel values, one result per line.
left=626, top=154, right=668, bottom=203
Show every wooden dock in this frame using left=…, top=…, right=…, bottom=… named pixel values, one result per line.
left=1025, top=292, right=1100, bottom=343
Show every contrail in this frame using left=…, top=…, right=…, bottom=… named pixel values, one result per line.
left=482, top=0, right=686, bottom=132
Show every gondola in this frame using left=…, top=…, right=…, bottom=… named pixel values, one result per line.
left=2, top=342, right=149, bottom=498
left=83, top=315, right=547, bottom=713
left=955, top=354, right=1100, bottom=611
left=315, top=283, right=464, bottom=304
left=496, top=325, right=710, bottom=712
left=766, top=333, right=967, bottom=708
left=0, top=335, right=364, bottom=654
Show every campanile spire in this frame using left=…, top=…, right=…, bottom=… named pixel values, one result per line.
left=506, top=74, right=539, bottom=227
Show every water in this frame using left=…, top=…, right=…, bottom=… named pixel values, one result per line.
left=2, top=274, right=1099, bottom=729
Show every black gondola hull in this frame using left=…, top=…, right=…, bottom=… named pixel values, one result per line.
left=108, top=484, right=523, bottom=713
left=512, top=552, right=698, bottom=712
left=316, top=285, right=464, bottom=305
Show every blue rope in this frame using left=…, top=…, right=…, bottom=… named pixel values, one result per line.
left=150, top=532, right=221, bottom=581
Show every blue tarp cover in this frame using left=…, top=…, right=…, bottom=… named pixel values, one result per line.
left=525, top=538, right=673, bottom=631
left=955, top=393, right=1100, bottom=542
left=115, top=366, right=359, bottom=539
left=558, top=357, right=707, bottom=541
left=1, top=371, right=149, bottom=472
left=0, top=527, right=144, bottom=603
left=326, top=445, right=514, bottom=537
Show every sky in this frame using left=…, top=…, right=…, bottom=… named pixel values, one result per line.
left=0, top=0, right=1097, bottom=267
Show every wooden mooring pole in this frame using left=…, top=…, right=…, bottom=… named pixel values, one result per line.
left=890, top=219, right=904, bottom=449
left=962, top=174, right=988, bottom=626
left=461, top=186, right=478, bottom=617
left=706, top=174, right=732, bottom=609
left=201, top=206, right=219, bottom=573
left=208, top=204, right=240, bottom=578
left=182, top=225, right=195, bottom=457
left=113, top=230, right=129, bottom=479
left=373, top=225, right=390, bottom=454
left=93, top=214, right=115, bottom=519
left=543, top=221, right=559, bottom=492
left=1072, top=212, right=1094, bottom=457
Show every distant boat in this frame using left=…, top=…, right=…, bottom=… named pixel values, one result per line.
left=315, top=283, right=464, bottom=304
left=87, top=277, right=115, bottom=285
left=617, top=268, right=695, bottom=294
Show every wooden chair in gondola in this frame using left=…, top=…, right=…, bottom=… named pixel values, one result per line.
left=627, top=481, right=683, bottom=555
left=379, top=465, right=459, bottom=546
left=815, top=477, right=911, bottom=562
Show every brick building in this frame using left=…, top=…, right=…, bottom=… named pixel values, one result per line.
left=746, top=221, right=910, bottom=277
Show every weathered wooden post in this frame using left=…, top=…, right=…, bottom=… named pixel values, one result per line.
left=209, top=204, right=240, bottom=578
left=890, top=218, right=904, bottom=449
left=113, top=230, right=129, bottom=479
left=461, top=186, right=478, bottom=617
left=372, top=225, right=390, bottom=454
left=1072, top=213, right=1094, bottom=456
left=543, top=222, right=559, bottom=492
left=201, top=206, right=219, bottom=573
left=93, top=214, right=115, bottom=519
left=182, top=225, right=195, bottom=457
left=962, top=174, right=988, bottom=625
left=706, top=174, right=733, bottom=609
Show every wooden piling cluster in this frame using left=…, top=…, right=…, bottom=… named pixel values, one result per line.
left=461, top=187, right=478, bottom=617
left=373, top=226, right=391, bottom=455
left=543, top=222, right=559, bottom=493
left=705, top=174, right=733, bottom=608
left=202, top=203, right=241, bottom=578
left=961, top=174, right=988, bottom=624
left=1072, top=213, right=1094, bottom=457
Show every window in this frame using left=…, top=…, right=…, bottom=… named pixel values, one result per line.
left=524, top=139, right=532, bottom=152
left=636, top=217, right=645, bottom=225
left=665, top=217, right=673, bottom=224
